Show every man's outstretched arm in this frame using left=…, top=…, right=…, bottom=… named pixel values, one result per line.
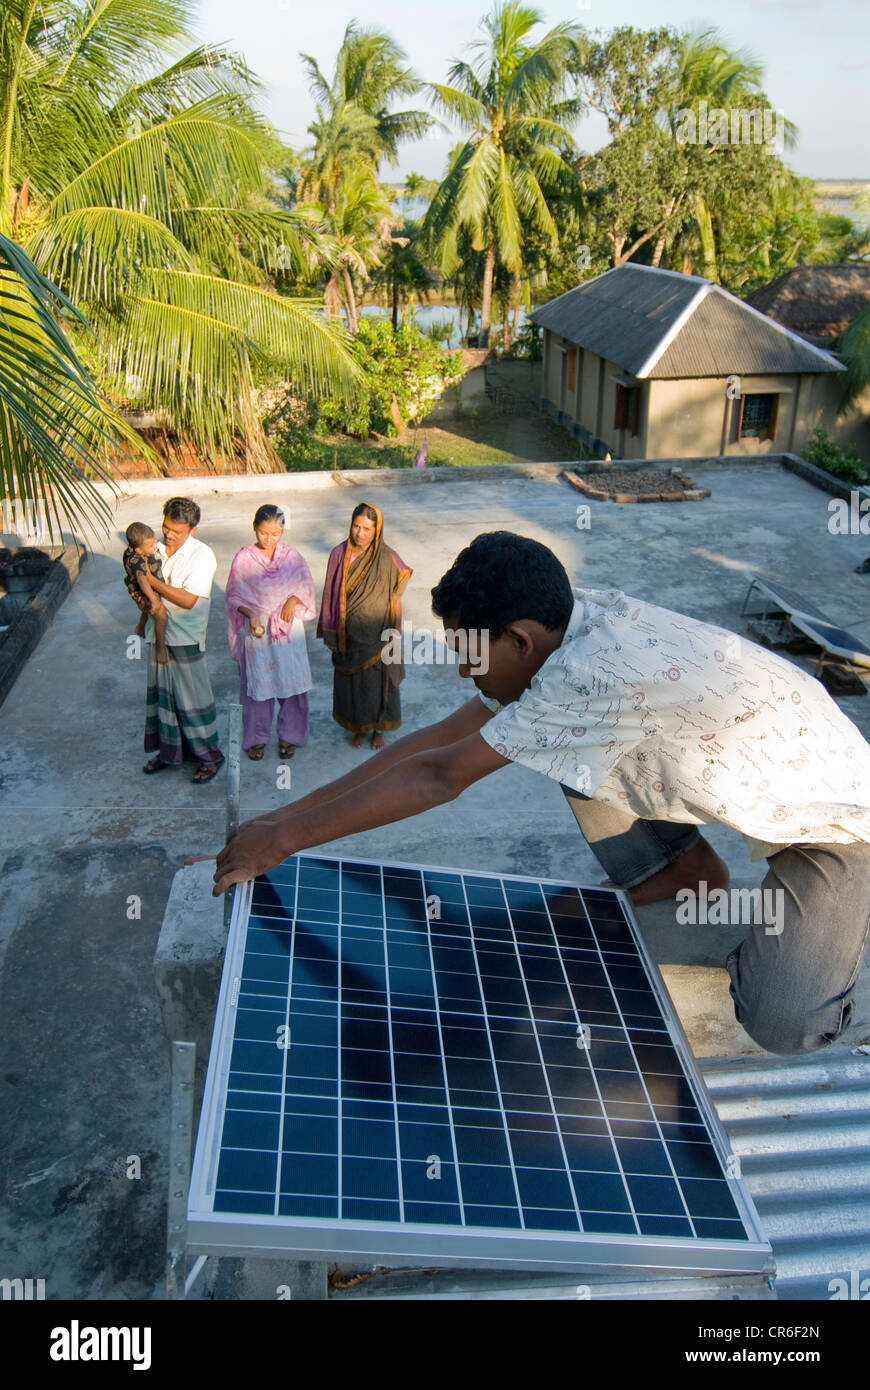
left=251, top=694, right=496, bottom=829
left=212, top=721, right=510, bottom=895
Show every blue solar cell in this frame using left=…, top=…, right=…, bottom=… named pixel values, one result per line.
left=215, top=1190, right=275, bottom=1215
left=280, top=1152, right=337, bottom=1195
left=462, top=1204, right=522, bottom=1229
left=190, top=855, right=769, bottom=1273
left=404, top=1201, right=463, bottom=1225
left=570, top=1170, right=632, bottom=1212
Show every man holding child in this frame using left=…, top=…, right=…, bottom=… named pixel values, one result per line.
left=139, top=496, right=224, bottom=784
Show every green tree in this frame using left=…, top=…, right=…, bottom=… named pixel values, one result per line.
left=834, top=307, right=870, bottom=415
left=370, top=218, right=434, bottom=330
left=1, top=0, right=358, bottom=472
left=423, top=1, right=582, bottom=346
left=658, top=27, right=798, bottom=281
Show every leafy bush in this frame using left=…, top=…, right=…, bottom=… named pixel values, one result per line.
left=513, top=320, right=542, bottom=361
left=255, top=390, right=323, bottom=464
left=313, top=318, right=463, bottom=438
left=805, top=429, right=869, bottom=486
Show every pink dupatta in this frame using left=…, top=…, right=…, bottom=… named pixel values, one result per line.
left=225, top=542, right=316, bottom=665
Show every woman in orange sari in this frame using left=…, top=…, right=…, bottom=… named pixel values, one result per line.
left=317, top=503, right=412, bottom=750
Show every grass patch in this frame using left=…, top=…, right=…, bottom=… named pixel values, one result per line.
left=279, top=406, right=583, bottom=471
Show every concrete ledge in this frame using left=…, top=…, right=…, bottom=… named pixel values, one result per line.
left=781, top=452, right=870, bottom=504
left=0, top=544, right=86, bottom=710
left=101, top=461, right=576, bottom=503
left=153, top=861, right=227, bottom=1114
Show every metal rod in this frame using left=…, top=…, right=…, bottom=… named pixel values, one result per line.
left=223, top=703, right=242, bottom=931
left=165, top=1041, right=196, bottom=1301
left=184, top=1255, right=209, bottom=1299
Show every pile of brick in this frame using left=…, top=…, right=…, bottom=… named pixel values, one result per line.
left=563, top=468, right=711, bottom=503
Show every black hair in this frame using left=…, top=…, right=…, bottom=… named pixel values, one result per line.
left=125, top=521, right=154, bottom=548
left=163, top=496, right=200, bottom=528
left=253, top=504, right=285, bottom=529
left=431, top=532, right=574, bottom=637
left=351, top=503, right=378, bottom=525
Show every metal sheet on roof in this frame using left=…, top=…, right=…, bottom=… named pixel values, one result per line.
left=651, top=290, right=842, bottom=378
left=531, top=266, right=701, bottom=376
left=531, top=264, right=844, bottom=379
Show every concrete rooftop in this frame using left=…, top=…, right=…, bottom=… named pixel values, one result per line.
left=1, top=458, right=869, bottom=1299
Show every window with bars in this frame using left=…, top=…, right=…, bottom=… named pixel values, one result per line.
left=738, top=393, right=779, bottom=440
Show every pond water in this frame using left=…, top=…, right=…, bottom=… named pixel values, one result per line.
left=358, top=301, right=529, bottom=343
left=813, top=195, right=870, bottom=231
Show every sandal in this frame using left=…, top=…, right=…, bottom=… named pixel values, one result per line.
left=143, top=756, right=170, bottom=774
left=246, top=745, right=266, bottom=760
left=192, top=758, right=223, bottom=784
left=278, top=741, right=296, bottom=759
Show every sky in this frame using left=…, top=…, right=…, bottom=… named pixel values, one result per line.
left=194, top=0, right=869, bottom=181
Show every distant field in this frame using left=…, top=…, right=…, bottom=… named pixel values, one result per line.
left=814, top=181, right=870, bottom=194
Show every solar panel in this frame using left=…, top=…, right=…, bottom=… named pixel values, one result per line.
left=188, top=855, right=771, bottom=1274
left=742, top=574, right=830, bottom=622
left=789, top=614, right=870, bottom=668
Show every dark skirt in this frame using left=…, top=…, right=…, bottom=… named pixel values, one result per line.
left=331, top=656, right=401, bottom=733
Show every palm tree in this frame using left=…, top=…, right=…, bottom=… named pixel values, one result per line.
left=1, top=0, right=359, bottom=473
left=319, top=171, right=396, bottom=332
left=658, top=28, right=798, bottom=280
left=0, top=232, right=134, bottom=535
left=423, top=1, right=582, bottom=346
left=372, top=219, right=434, bottom=330
left=299, top=21, right=435, bottom=216
left=403, top=172, right=426, bottom=209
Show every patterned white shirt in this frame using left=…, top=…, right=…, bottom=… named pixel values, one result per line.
left=478, top=588, right=870, bottom=859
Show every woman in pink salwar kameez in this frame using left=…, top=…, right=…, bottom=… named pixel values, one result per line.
left=225, top=505, right=316, bottom=759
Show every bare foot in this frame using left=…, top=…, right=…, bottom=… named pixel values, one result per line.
left=609, top=836, right=730, bottom=908
left=349, top=732, right=365, bottom=748
left=156, top=644, right=169, bottom=666
left=371, top=731, right=385, bottom=750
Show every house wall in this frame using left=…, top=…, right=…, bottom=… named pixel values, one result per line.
left=647, top=374, right=819, bottom=458
left=539, top=332, right=650, bottom=457
left=807, top=376, right=870, bottom=463
left=539, top=329, right=852, bottom=461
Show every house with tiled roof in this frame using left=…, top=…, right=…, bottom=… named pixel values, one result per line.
left=531, top=264, right=847, bottom=461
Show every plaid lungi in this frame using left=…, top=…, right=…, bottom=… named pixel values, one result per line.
left=144, top=643, right=223, bottom=766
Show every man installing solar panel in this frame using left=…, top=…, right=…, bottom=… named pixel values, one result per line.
left=211, top=532, right=870, bottom=1058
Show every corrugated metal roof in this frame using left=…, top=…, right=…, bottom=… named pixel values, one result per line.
left=701, top=1046, right=870, bottom=1301
left=332, top=1045, right=870, bottom=1300
left=531, top=265, right=701, bottom=375
left=530, top=264, right=844, bottom=379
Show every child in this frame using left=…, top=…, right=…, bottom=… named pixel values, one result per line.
left=123, top=522, right=169, bottom=665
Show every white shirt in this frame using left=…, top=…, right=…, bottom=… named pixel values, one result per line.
left=145, top=534, right=216, bottom=651
left=478, top=588, right=870, bottom=859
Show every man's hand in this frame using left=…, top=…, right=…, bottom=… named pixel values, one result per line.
left=213, top=814, right=290, bottom=895
left=280, top=595, right=299, bottom=624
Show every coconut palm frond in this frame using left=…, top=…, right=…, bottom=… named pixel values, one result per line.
left=834, top=305, right=870, bottom=414
left=0, top=231, right=134, bottom=536
left=425, top=82, right=488, bottom=133
left=101, top=269, right=361, bottom=452
left=26, top=205, right=190, bottom=303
